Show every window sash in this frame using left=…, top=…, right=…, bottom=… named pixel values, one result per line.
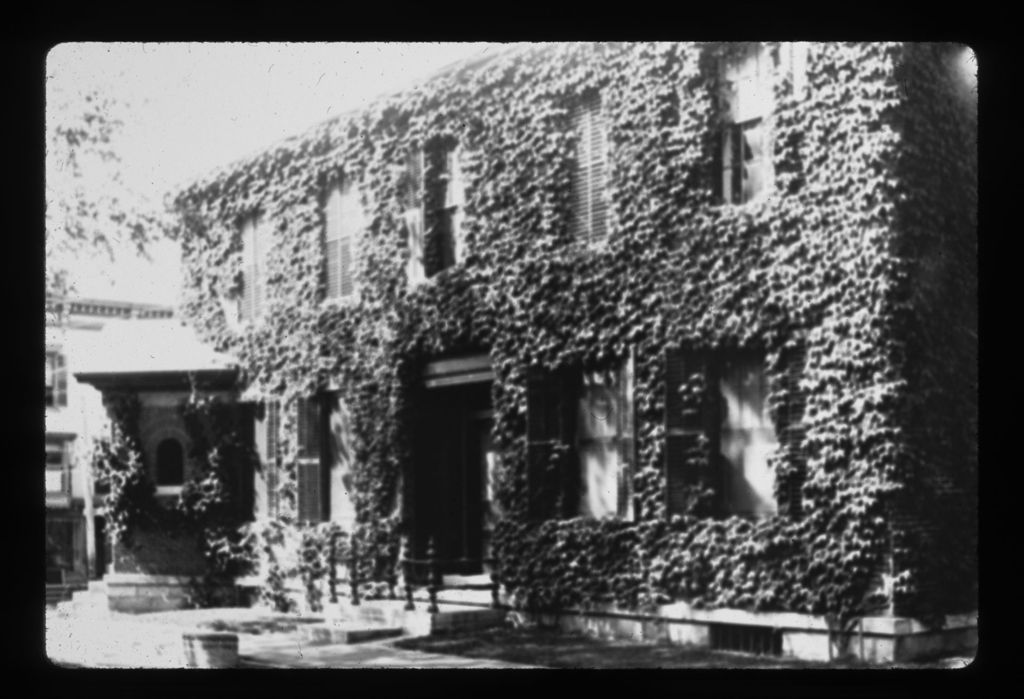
left=723, top=121, right=768, bottom=204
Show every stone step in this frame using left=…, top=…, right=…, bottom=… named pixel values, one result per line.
left=301, top=621, right=405, bottom=646
left=441, top=573, right=493, bottom=589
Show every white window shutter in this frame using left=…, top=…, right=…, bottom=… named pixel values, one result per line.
left=405, top=206, right=425, bottom=285
left=325, top=183, right=360, bottom=299
left=571, top=96, right=608, bottom=244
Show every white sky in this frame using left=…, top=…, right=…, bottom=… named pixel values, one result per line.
left=46, top=42, right=501, bottom=305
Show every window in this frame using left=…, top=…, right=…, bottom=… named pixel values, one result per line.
left=718, top=356, right=778, bottom=518
left=240, top=215, right=272, bottom=321
left=425, top=143, right=465, bottom=272
left=575, top=358, right=635, bottom=519
left=525, top=355, right=635, bottom=521
left=155, top=438, right=185, bottom=487
left=45, top=437, right=68, bottom=494
left=719, top=44, right=774, bottom=204
left=296, top=396, right=328, bottom=523
left=400, top=150, right=426, bottom=286
left=45, top=351, right=67, bottom=408
left=570, top=94, right=609, bottom=244
left=325, top=179, right=365, bottom=300
left=664, top=349, right=782, bottom=518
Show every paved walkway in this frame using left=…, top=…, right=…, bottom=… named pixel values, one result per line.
left=45, top=608, right=536, bottom=669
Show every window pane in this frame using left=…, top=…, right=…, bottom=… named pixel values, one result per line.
left=155, top=439, right=185, bottom=486
left=719, top=357, right=778, bottom=517
left=578, top=440, right=619, bottom=518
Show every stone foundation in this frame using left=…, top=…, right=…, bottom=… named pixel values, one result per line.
left=508, top=602, right=977, bottom=664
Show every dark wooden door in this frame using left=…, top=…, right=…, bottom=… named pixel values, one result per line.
left=414, top=381, right=491, bottom=574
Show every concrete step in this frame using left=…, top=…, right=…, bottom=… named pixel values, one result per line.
left=301, top=621, right=405, bottom=646
left=441, top=573, right=493, bottom=589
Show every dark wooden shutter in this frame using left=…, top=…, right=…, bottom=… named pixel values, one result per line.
left=712, top=129, right=725, bottom=203
left=778, top=344, right=807, bottom=518
left=54, top=352, right=68, bottom=407
left=296, top=398, right=324, bottom=523
left=664, top=348, right=714, bottom=516
left=526, top=367, right=566, bottom=520
left=617, top=354, right=636, bottom=519
left=241, top=218, right=257, bottom=322
left=259, top=400, right=281, bottom=518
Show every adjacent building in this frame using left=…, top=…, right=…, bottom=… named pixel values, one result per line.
left=45, top=295, right=174, bottom=598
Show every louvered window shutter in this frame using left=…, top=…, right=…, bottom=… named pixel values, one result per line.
left=664, top=348, right=715, bottom=516
left=779, top=345, right=807, bottom=517
left=241, top=218, right=257, bottom=322
left=326, top=182, right=360, bottom=299
left=570, top=96, right=608, bottom=244
left=258, top=400, right=281, bottom=518
left=54, top=353, right=68, bottom=407
left=617, top=352, right=636, bottom=519
left=296, top=398, right=324, bottom=523
left=526, top=367, right=565, bottom=519
left=255, top=217, right=271, bottom=316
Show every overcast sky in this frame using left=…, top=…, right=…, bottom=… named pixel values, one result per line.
left=46, top=42, right=500, bottom=305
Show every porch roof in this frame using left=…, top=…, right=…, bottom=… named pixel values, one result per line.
left=73, top=318, right=238, bottom=391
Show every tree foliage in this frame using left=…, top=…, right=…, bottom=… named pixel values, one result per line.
left=45, top=81, right=168, bottom=295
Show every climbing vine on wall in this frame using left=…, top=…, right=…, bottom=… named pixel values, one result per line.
left=171, top=42, right=977, bottom=623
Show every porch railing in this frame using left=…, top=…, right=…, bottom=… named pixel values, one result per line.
left=327, top=532, right=501, bottom=614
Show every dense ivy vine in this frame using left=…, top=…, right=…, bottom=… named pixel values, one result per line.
left=91, top=389, right=260, bottom=602
left=170, top=42, right=976, bottom=624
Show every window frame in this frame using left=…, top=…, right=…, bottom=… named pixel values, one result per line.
left=664, top=348, right=784, bottom=520
left=717, top=43, right=775, bottom=206
left=574, top=355, right=635, bottom=521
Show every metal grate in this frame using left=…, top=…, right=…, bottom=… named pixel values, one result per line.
left=709, top=623, right=782, bottom=656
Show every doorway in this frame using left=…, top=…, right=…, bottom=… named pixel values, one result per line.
left=412, top=379, right=493, bottom=575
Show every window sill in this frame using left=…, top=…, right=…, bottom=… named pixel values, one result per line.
left=320, top=294, right=359, bottom=310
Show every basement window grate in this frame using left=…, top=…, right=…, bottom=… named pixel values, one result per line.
left=709, top=623, right=783, bottom=656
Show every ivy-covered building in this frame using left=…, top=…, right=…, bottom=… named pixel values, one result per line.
left=99, top=42, right=976, bottom=660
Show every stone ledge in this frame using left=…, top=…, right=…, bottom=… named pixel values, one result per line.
left=508, top=604, right=978, bottom=664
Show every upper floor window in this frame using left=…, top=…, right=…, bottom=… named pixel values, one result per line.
left=325, top=179, right=365, bottom=300
left=427, top=143, right=466, bottom=272
left=45, top=350, right=67, bottom=408
left=570, top=94, right=609, bottom=244
left=719, top=43, right=774, bottom=205
left=240, top=214, right=272, bottom=322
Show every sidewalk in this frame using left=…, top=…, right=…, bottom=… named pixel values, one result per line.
left=45, top=607, right=536, bottom=669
